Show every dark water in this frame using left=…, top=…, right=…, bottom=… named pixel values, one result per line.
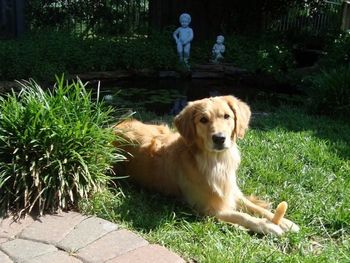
left=97, top=78, right=302, bottom=115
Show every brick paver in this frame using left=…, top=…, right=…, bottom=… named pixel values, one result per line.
left=20, top=212, right=86, bottom=245
left=22, top=251, right=82, bottom=263
left=77, top=229, right=148, bottom=263
left=0, top=237, right=9, bottom=244
left=106, top=244, right=185, bottom=263
left=0, top=250, right=13, bottom=263
left=0, top=239, right=57, bottom=262
left=0, top=212, right=185, bottom=263
left=58, top=216, right=118, bottom=252
left=0, top=215, right=35, bottom=238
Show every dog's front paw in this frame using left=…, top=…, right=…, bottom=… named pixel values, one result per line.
left=258, top=219, right=284, bottom=236
left=279, top=218, right=300, bottom=233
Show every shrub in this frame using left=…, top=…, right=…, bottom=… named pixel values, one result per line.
left=305, top=66, right=350, bottom=117
left=0, top=30, right=178, bottom=81
left=224, top=35, right=295, bottom=76
left=319, top=31, right=350, bottom=69
left=0, top=76, right=124, bottom=215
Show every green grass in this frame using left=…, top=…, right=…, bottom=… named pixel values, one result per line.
left=80, top=106, right=350, bottom=262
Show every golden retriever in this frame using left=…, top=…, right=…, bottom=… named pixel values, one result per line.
left=114, top=95, right=299, bottom=235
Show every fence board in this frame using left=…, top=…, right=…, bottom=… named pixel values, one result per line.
left=267, top=1, right=342, bottom=33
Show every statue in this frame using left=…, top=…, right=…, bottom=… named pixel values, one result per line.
left=212, top=35, right=225, bottom=63
left=173, top=13, right=194, bottom=67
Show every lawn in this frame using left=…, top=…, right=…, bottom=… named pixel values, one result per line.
left=80, top=106, right=350, bottom=263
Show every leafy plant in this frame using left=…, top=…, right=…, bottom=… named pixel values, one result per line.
left=0, top=76, right=125, bottom=215
left=224, top=35, right=295, bottom=76
left=319, top=31, right=350, bottom=69
left=305, top=66, right=350, bottom=117
left=0, top=30, right=178, bottom=82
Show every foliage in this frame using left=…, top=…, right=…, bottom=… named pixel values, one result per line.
left=0, top=76, right=124, bottom=215
left=304, top=66, right=350, bottom=117
left=117, top=29, right=177, bottom=70
left=190, top=34, right=296, bottom=78
left=190, top=40, right=212, bottom=63
left=224, top=35, right=296, bottom=76
left=27, top=0, right=149, bottom=36
left=318, top=31, right=350, bottom=69
left=0, top=31, right=83, bottom=81
left=0, top=30, right=177, bottom=81
left=81, top=106, right=350, bottom=262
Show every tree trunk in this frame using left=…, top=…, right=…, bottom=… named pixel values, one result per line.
left=15, top=0, right=26, bottom=37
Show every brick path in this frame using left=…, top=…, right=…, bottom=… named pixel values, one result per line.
left=0, top=212, right=185, bottom=263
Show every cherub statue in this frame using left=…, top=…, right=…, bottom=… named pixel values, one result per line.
left=212, top=35, right=225, bottom=63
left=173, top=13, right=194, bottom=66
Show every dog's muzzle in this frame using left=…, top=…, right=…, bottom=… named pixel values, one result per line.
left=212, top=133, right=227, bottom=150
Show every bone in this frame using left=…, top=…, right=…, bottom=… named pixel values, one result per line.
left=272, top=201, right=288, bottom=225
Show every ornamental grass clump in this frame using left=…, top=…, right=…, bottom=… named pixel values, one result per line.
left=0, top=76, right=123, bottom=215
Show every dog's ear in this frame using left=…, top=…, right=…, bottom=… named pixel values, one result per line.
left=174, top=103, right=196, bottom=144
left=222, top=96, right=251, bottom=139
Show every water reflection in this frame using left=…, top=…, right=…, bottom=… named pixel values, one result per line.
left=96, top=78, right=301, bottom=115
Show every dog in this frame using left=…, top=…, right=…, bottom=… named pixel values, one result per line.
left=114, top=95, right=299, bottom=235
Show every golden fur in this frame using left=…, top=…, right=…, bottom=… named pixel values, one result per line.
left=114, top=95, right=299, bottom=235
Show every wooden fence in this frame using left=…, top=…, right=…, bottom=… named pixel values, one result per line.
left=267, top=0, right=343, bottom=33
left=3, top=0, right=346, bottom=39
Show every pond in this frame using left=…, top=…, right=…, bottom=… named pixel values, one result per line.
left=96, top=78, right=302, bottom=115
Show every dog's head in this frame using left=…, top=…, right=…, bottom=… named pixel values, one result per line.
left=174, top=95, right=251, bottom=152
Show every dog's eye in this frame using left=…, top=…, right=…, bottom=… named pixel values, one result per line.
left=200, top=117, right=209, bottom=124
left=224, top=114, right=230, bottom=119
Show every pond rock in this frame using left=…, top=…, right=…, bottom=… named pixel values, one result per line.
left=191, top=71, right=224, bottom=79
left=0, top=81, right=21, bottom=92
left=158, top=71, right=181, bottom=78
left=76, top=70, right=133, bottom=82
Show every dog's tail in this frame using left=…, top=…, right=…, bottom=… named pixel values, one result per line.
left=246, top=195, right=271, bottom=209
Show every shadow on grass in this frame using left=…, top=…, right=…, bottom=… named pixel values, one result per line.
left=82, top=181, right=201, bottom=233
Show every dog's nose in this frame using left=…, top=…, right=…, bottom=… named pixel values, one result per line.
left=212, top=133, right=226, bottom=145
